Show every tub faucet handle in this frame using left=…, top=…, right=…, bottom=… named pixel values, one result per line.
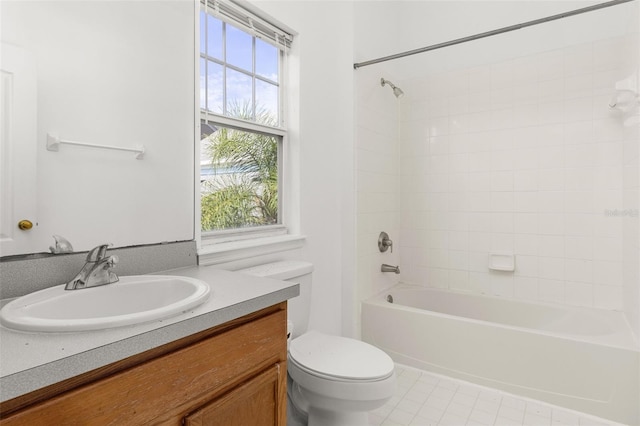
left=378, top=231, right=393, bottom=253
left=49, top=235, right=74, bottom=254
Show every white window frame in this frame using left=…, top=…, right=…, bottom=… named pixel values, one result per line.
left=195, top=0, right=303, bottom=265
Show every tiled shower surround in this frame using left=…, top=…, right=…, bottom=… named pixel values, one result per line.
left=396, top=34, right=639, bottom=314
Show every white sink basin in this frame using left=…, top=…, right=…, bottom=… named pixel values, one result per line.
left=0, top=275, right=210, bottom=332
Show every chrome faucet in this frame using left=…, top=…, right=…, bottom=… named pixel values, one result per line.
left=381, top=264, right=400, bottom=274
left=65, top=244, right=119, bottom=290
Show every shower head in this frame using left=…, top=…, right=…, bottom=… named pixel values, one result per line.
left=381, top=78, right=404, bottom=98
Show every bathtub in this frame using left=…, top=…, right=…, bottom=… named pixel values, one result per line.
left=361, top=284, right=639, bottom=425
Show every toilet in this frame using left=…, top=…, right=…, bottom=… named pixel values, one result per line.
left=239, top=261, right=396, bottom=426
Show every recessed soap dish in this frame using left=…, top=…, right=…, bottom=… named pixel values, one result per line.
left=488, top=252, right=515, bottom=272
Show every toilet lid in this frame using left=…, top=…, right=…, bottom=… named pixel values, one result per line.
left=288, top=331, right=395, bottom=380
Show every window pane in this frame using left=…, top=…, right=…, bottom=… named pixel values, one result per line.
left=201, top=127, right=279, bottom=231
left=255, top=39, right=278, bottom=81
left=207, top=61, right=223, bottom=114
left=226, top=24, right=252, bottom=72
left=226, top=68, right=252, bottom=119
left=255, top=80, right=278, bottom=126
left=206, top=15, right=222, bottom=60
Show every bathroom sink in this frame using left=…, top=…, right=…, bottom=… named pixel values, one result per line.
left=0, top=275, right=210, bottom=332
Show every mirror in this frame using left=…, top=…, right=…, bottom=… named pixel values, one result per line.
left=1, top=1, right=196, bottom=257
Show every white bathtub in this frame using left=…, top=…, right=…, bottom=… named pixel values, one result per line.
left=361, top=284, right=640, bottom=425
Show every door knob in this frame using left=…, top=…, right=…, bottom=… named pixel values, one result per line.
left=18, top=220, right=33, bottom=230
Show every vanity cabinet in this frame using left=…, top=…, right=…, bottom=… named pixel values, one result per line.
left=0, top=303, right=287, bottom=425
left=183, top=365, right=281, bottom=426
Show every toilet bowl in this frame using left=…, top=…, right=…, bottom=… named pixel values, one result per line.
left=238, top=261, right=396, bottom=426
left=288, top=331, right=396, bottom=426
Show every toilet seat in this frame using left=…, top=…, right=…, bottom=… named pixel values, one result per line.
left=288, top=331, right=395, bottom=382
left=288, top=356, right=395, bottom=384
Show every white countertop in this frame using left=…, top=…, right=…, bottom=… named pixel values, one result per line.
left=0, top=266, right=299, bottom=403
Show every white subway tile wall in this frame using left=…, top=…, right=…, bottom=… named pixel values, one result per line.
left=355, top=67, right=402, bottom=336
left=394, top=34, right=639, bottom=312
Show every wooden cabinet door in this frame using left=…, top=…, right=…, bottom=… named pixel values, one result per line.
left=184, top=363, right=285, bottom=426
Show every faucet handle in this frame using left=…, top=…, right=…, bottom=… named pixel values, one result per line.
left=378, top=232, right=393, bottom=253
left=49, top=235, right=74, bottom=254
left=86, top=243, right=112, bottom=262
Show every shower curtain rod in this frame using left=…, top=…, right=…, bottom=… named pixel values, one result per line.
left=353, top=0, right=636, bottom=69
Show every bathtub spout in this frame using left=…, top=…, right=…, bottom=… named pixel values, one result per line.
left=381, top=264, right=400, bottom=274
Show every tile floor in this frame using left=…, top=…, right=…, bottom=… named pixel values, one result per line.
left=369, top=364, right=625, bottom=426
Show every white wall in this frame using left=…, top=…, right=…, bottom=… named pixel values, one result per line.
left=1, top=1, right=195, bottom=254
left=623, top=3, right=640, bottom=340
left=393, top=1, right=640, bottom=79
left=351, top=1, right=409, bottom=337
left=623, top=106, right=640, bottom=336
left=248, top=0, right=356, bottom=337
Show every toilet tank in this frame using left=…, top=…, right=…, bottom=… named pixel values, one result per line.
left=238, top=261, right=313, bottom=339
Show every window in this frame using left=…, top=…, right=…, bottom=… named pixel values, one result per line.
left=199, top=1, right=291, bottom=237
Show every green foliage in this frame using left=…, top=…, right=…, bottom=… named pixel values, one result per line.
left=201, top=103, right=278, bottom=231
